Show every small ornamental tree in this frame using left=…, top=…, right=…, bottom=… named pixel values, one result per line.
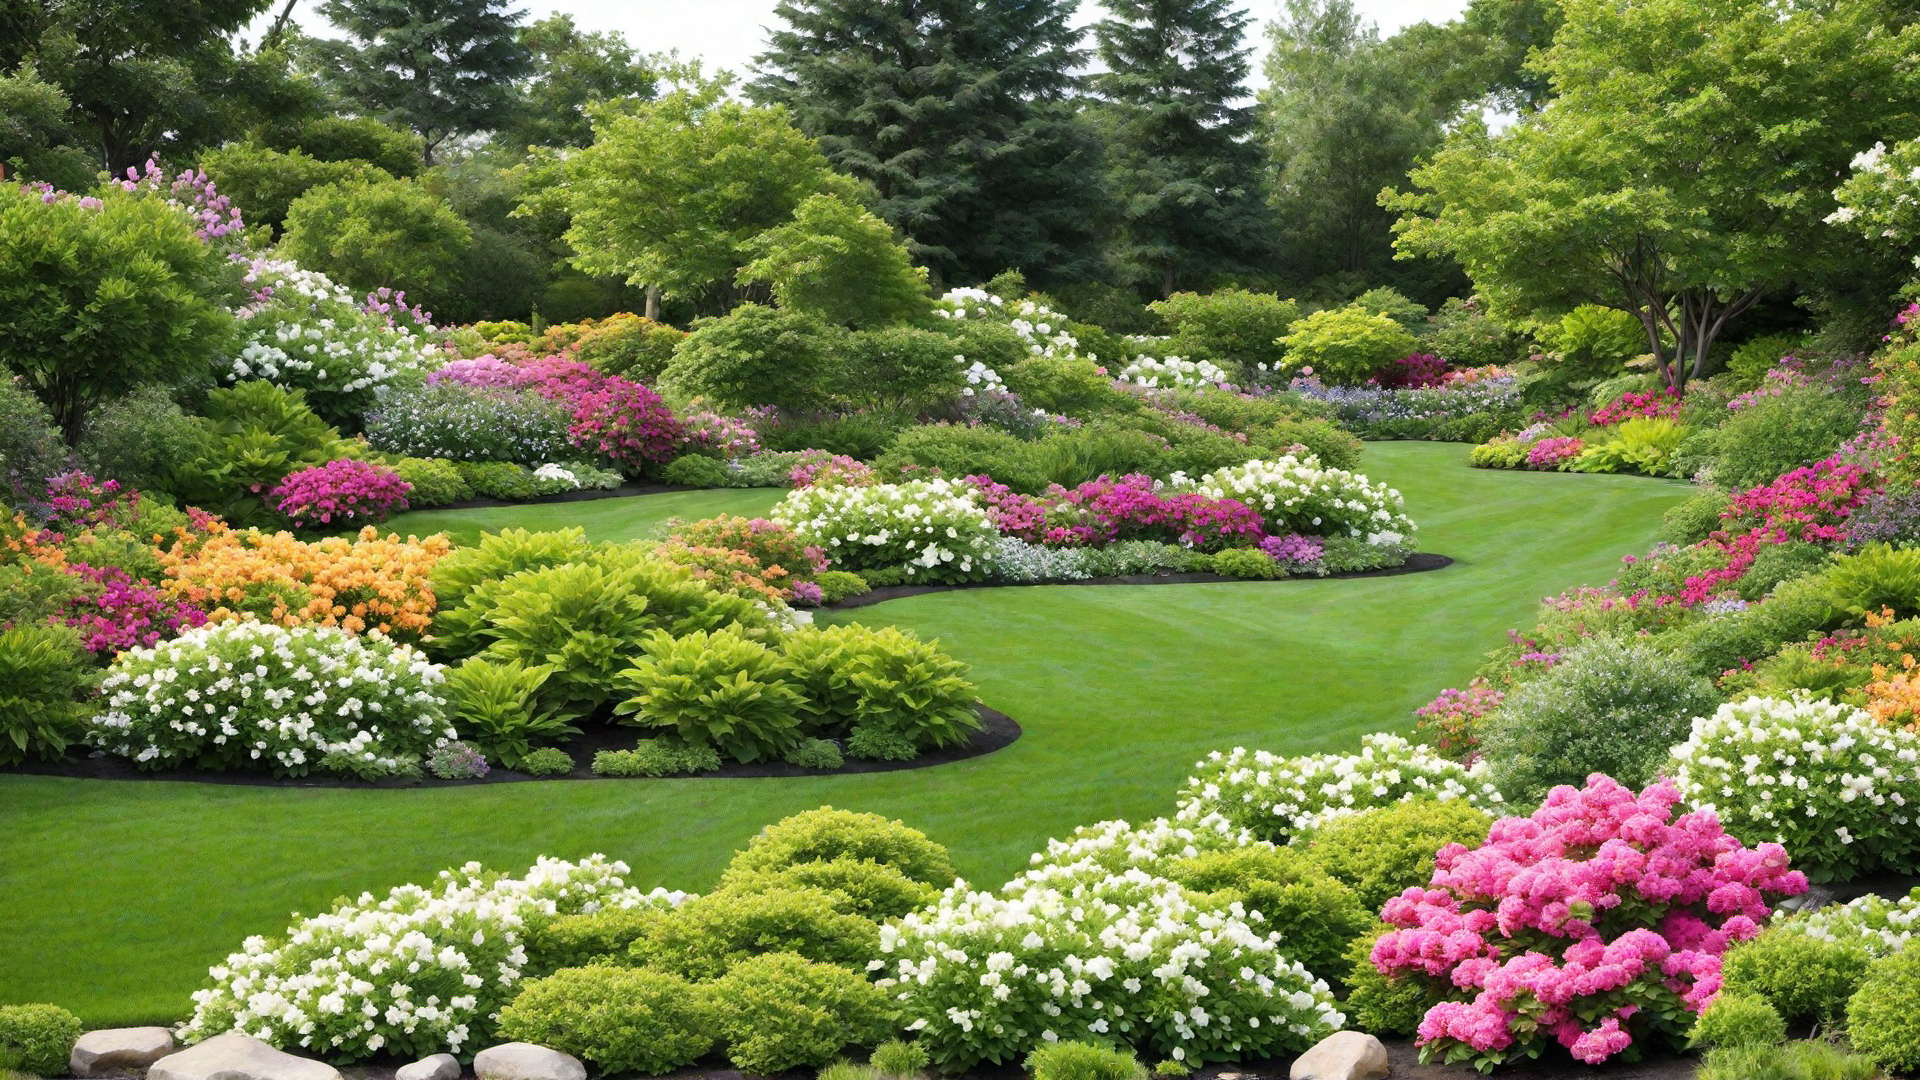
left=282, top=177, right=473, bottom=296
left=739, top=193, right=931, bottom=327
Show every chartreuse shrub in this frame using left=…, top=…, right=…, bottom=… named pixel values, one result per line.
left=1848, top=948, right=1920, bottom=1074
left=441, top=658, right=576, bottom=770
left=1694, top=1040, right=1878, bottom=1080
left=518, top=749, right=574, bottom=777
left=390, top=457, right=471, bottom=507
left=1148, top=289, right=1298, bottom=377
left=1662, top=487, right=1732, bottom=546
left=1277, top=307, right=1417, bottom=386
left=1162, top=845, right=1370, bottom=988
left=710, top=952, right=895, bottom=1074
left=614, top=628, right=806, bottom=763
left=0, top=1004, right=81, bottom=1077
left=591, top=739, right=722, bottom=777
left=429, top=527, right=591, bottom=634
left=1721, top=930, right=1872, bottom=1027
left=797, top=625, right=980, bottom=760
left=495, top=966, right=717, bottom=1077
left=1689, top=992, right=1785, bottom=1049
left=0, top=624, right=94, bottom=767
left=523, top=906, right=666, bottom=976
left=719, top=858, right=938, bottom=921
left=870, top=1039, right=932, bottom=1079
left=627, top=885, right=879, bottom=980
left=1340, top=927, right=1439, bottom=1037
left=1827, top=543, right=1920, bottom=620
left=1294, top=798, right=1496, bottom=911
left=1025, top=1041, right=1147, bottom=1080
left=725, top=807, right=957, bottom=888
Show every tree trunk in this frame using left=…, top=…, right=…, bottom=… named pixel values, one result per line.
left=1162, top=261, right=1176, bottom=299
left=644, top=285, right=661, bottom=322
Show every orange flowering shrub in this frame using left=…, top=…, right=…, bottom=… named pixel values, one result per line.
left=160, top=524, right=451, bottom=639
left=1866, top=653, right=1920, bottom=731
left=652, top=539, right=790, bottom=605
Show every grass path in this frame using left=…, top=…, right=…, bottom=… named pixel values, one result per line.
left=0, top=443, right=1690, bottom=1024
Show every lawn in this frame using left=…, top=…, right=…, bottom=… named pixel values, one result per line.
left=381, top=487, right=785, bottom=546
left=0, top=442, right=1691, bottom=1025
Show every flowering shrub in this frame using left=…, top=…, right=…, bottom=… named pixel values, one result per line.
left=1525, top=436, right=1585, bottom=469
left=365, top=382, right=576, bottom=465
left=1372, top=776, right=1808, bottom=1069
left=1189, top=455, right=1415, bottom=547
left=1374, top=353, right=1447, bottom=389
left=160, top=525, right=449, bottom=640
left=1668, top=696, right=1920, bottom=881
left=1590, top=389, right=1683, bottom=426
left=668, top=516, right=823, bottom=586
left=1259, top=533, right=1326, bottom=574
left=568, top=377, right=683, bottom=472
left=93, top=621, right=451, bottom=778
left=680, top=409, right=760, bottom=459
left=1295, top=378, right=1523, bottom=442
left=181, top=856, right=682, bottom=1060
left=1767, top=887, right=1920, bottom=957
left=1414, top=681, right=1504, bottom=759
left=776, top=479, right=998, bottom=583
left=55, top=563, right=208, bottom=657
left=1117, top=355, right=1230, bottom=390
left=1175, top=734, right=1504, bottom=843
left=270, top=459, right=412, bottom=528
left=789, top=452, right=877, bottom=489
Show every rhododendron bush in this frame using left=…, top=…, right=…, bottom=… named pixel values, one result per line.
left=1371, top=776, right=1807, bottom=1069
left=270, top=459, right=412, bottom=528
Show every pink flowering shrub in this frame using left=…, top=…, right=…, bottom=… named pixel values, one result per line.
left=963, top=475, right=1053, bottom=542
left=680, top=410, right=761, bottom=459
left=56, top=563, right=208, bottom=657
left=270, top=460, right=412, bottom=528
left=1415, top=680, right=1504, bottom=759
left=428, top=355, right=527, bottom=389
left=789, top=453, right=877, bottom=489
left=1372, top=776, right=1807, bottom=1070
left=1589, top=389, right=1683, bottom=426
left=1064, top=474, right=1265, bottom=549
left=1525, top=437, right=1585, bottom=469
left=569, top=378, right=683, bottom=471
left=1259, top=532, right=1325, bottom=570
left=1376, top=352, right=1448, bottom=389
left=37, top=472, right=135, bottom=533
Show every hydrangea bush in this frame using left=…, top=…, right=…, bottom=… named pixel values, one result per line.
left=1175, top=734, right=1504, bottom=843
left=776, top=478, right=999, bottom=583
left=1371, top=777, right=1808, bottom=1070
left=1118, top=355, right=1230, bottom=390
left=1187, top=456, right=1414, bottom=548
left=181, top=856, right=684, bottom=1060
left=92, top=621, right=451, bottom=778
left=1668, top=696, right=1920, bottom=881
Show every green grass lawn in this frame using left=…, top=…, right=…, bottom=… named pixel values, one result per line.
left=0, top=442, right=1691, bottom=1025
left=381, top=486, right=786, bottom=546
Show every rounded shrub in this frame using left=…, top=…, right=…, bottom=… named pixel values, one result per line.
left=523, top=906, right=666, bottom=976
left=518, top=748, right=575, bottom=777
left=1295, top=798, right=1495, bottom=911
left=1338, top=928, right=1438, bottom=1037
left=613, top=627, right=806, bottom=764
left=663, top=304, right=844, bottom=412
left=1722, top=930, right=1873, bottom=1027
left=1163, top=846, right=1371, bottom=987
left=391, top=457, right=472, bottom=507
left=1687, top=992, right=1785, bottom=1050
left=1849, top=948, right=1920, bottom=1074
left=0, top=1003, right=81, bottom=1077
left=719, top=859, right=938, bottom=921
left=727, top=807, right=956, bottom=887
left=1277, top=306, right=1418, bottom=386
left=709, top=952, right=896, bottom=1075
left=628, top=885, right=880, bottom=980
left=1025, top=1041, right=1146, bottom=1080
left=495, top=966, right=716, bottom=1076
left=1703, top=386, right=1864, bottom=491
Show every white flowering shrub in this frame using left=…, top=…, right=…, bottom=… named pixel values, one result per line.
left=1175, top=734, right=1504, bottom=843
left=180, top=856, right=685, bottom=1060
left=875, top=842, right=1343, bottom=1071
left=1185, top=455, right=1414, bottom=546
left=936, top=289, right=1092, bottom=362
left=960, top=360, right=1007, bottom=396
left=92, top=622, right=453, bottom=779
left=776, top=478, right=999, bottom=583
left=1118, top=355, right=1229, bottom=390
left=1668, top=695, right=1920, bottom=881
left=1769, top=887, right=1920, bottom=957
left=987, top=537, right=1093, bottom=583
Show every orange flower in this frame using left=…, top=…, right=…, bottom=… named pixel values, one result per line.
left=161, top=526, right=451, bottom=641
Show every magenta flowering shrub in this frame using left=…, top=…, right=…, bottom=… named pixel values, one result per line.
left=1414, top=681, right=1504, bottom=759
left=56, top=563, right=209, bottom=657
left=1376, top=352, right=1448, bottom=389
left=37, top=472, right=135, bottom=533
left=1372, top=776, right=1807, bottom=1069
left=960, top=473, right=1265, bottom=550
left=680, top=410, right=761, bottom=459
left=115, top=158, right=247, bottom=244
left=789, top=453, right=877, bottom=489
left=1259, top=532, right=1325, bottom=570
left=428, top=355, right=528, bottom=389
left=270, top=460, right=412, bottom=528
left=568, top=378, right=683, bottom=472
left=1525, top=437, right=1586, bottom=469
left=1589, top=389, right=1683, bottom=426
left=361, top=287, right=434, bottom=332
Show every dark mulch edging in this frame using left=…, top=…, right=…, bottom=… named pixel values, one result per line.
left=429, top=481, right=709, bottom=512
left=4, top=704, right=1018, bottom=789
left=825, top=552, right=1454, bottom=610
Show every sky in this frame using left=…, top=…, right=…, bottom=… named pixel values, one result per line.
left=256, top=0, right=1470, bottom=86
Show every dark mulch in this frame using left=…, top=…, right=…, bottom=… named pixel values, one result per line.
left=826, top=552, right=1454, bottom=610
left=429, top=481, right=710, bottom=512
left=2, top=705, right=1019, bottom=789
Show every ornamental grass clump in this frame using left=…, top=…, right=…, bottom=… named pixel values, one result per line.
left=1668, top=695, right=1920, bottom=881
left=1370, top=776, right=1808, bottom=1070
left=92, top=621, right=452, bottom=778
left=777, top=478, right=999, bottom=583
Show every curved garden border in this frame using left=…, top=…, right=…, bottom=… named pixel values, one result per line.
left=3, top=704, right=1020, bottom=788
left=824, top=552, right=1454, bottom=610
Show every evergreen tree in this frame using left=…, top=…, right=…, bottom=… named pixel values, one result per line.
left=1093, top=0, right=1273, bottom=297
left=314, top=0, right=532, bottom=164
left=750, top=0, right=1107, bottom=287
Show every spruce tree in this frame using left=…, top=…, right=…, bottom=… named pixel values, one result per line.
left=1093, top=0, right=1274, bottom=297
left=751, top=0, right=1106, bottom=287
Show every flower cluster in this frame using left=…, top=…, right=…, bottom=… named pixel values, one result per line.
left=1668, top=695, right=1920, bottom=881
left=962, top=474, right=1265, bottom=551
left=1414, top=681, right=1504, bottom=760
left=160, top=525, right=449, bottom=639
left=270, top=460, right=412, bottom=529
left=1259, top=533, right=1326, bottom=573
left=1525, top=436, right=1585, bottom=469
left=778, top=478, right=999, bottom=583
left=92, top=621, right=452, bottom=778
left=568, top=377, right=683, bottom=471
left=232, top=261, right=443, bottom=422
left=1373, top=776, right=1807, bottom=1069
left=181, top=856, right=683, bottom=1060
left=366, top=382, right=576, bottom=465
left=1175, top=734, right=1504, bottom=843
left=1118, top=355, right=1230, bottom=390
left=1293, top=378, right=1522, bottom=434
left=115, top=158, right=248, bottom=244
left=55, top=563, right=208, bottom=657
left=1767, top=886, right=1920, bottom=957
left=1373, top=353, right=1448, bottom=390
left=1188, top=455, right=1415, bottom=547
left=789, top=452, right=877, bottom=489
left=679, top=410, right=760, bottom=459
left=1590, top=389, right=1683, bottom=426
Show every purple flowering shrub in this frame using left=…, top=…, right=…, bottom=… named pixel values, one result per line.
left=1259, top=533, right=1325, bottom=572
left=270, top=460, right=412, bottom=528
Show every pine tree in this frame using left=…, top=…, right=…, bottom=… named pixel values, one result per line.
left=314, top=0, right=532, bottom=164
left=751, top=0, right=1107, bottom=287
left=1093, top=0, right=1274, bottom=297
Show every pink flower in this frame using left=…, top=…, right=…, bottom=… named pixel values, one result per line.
left=270, top=460, right=412, bottom=529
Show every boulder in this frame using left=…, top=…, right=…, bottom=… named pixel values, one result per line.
left=472, top=1043, right=584, bottom=1080
left=1290, top=1031, right=1390, bottom=1080
left=148, top=1033, right=342, bottom=1080
left=396, top=1054, right=461, bottom=1080
left=70, top=1027, right=177, bottom=1077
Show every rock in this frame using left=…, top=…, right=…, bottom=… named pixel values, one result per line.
left=472, top=1043, right=585, bottom=1080
left=70, top=1027, right=176, bottom=1077
left=1289, top=1031, right=1390, bottom=1080
left=397, top=1055, right=461, bottom=1080
left=148, top=1033, right=342, bottom=1080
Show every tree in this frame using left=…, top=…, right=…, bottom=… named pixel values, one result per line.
left=751, top=0, right=1108, bottom=287
left=1092, top=0, right=1273, bottom=297
left=1387, top=0, right=1920, bottom=391
left=739, top=194, right=931, bottom=327
left=281, top=177, right=473, bottom=295
left=498, top=14, right=655, bottom=151
left=558, top=91, right=857, bottom=307
left=0, top=62, right=93, bottom=188
left=314, top=0, right=533, bottom=164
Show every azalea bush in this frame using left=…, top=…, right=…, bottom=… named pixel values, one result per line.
left=1668, top=695, right=1920, bottom=881
left=181, top=856, right=681, bottom=1060
left=568, top=376, right=683, bottom=473
left=55, top=562, right=209, bottom=657
left=159, top=525, right=449, bottom=640
left=1414, top=681, right=1503, bottom=759
left=1187, top=455, right=1414, bottom=548
left=270, top=459, right=412, bottom=528
left=1371, top=776, right=1807, bottom=1070
left=92, top=621, right=451, bottom=778
left=777, top=478, right=998, bottom=583
left=1174, top=734, right=1504, bottom=843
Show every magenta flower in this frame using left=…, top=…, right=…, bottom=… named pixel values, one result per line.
left=270, top=460, right=412, bottom=529
left=568, top=377, right=682, bottom=471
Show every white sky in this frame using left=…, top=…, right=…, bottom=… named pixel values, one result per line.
left=255, top=0, right=1468, bottom=87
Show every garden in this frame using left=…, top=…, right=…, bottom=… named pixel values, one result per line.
left=6, top=0, right=1920, bottom=1078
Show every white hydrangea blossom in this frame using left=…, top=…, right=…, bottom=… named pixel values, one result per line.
left=1184, top=455, right=1416, bottom=547
left=531, top=463, right=582, bottom=488
left=961, top=360, right=1006, bottom=397
left=1769, top=887, right=1920, bottom=957
left=180, top=856, right=687, bottom=1060
left=1669, top=695, right=1920, bottom=880
left=1175, top=734, right=1503, bottom=842
left=935, top=289, right=1094, bottom=362
left=1118, top=355, right=1230, bottom=390
left=776, top=478, right=999, bottom=583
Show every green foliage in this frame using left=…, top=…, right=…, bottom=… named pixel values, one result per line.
left=1339, top=928, right=1438, bottom=1037
left=173, top=381, right=354, bottom=521
left=77, top=386, right=202, bottom=496
left=1149, top=290, right=1298, bottom=373
left=1164, top=846, right=1371, bottom=988
left=833, top=628, right=980, bottom=758
left=1736, top=541, right=1830, bottom=602
left=629, top=884, right=879, bottom=980
left=1296, top=798, right=1494, bottom=911
left=517, top=748, right=574, bottom=777
left=1211, top=547, right=1280, bottom=579
left=0, top=183, right=238, bottom=440
left=0, top=625, right=95, bottom=767
left=591, top=739, right=723, bottom=778
left=1480, top=635, right=1721, bottom=803
left=760, top=412, right=912, bottom=460
left=816, top=570, right=871, bottom=604
left=726, top=807, right=956, bottom=888
left=1848, top=948, right=1920, bottom=1074
left=0, top=377, right=66, bottom=494
left=390, top=457, right=472, bottom=508
left=570, top=314, right=685, bottom=383
left=1727, top=333, right=1806, bottom=391
left=1701, top=387, right=1865, bottom=491
left=0, top=1004, right=81, bottom=1077
left=431, top=527, right=591, bottom=622
left=1662, top=487, right=1731, bottom=546
left=664, top=304, right=844, bottom=412
left=452, top=461, right=537, bottom=501
left=1723, top=931, right=1873, bottom=1027
left=525, top=907, right=664, bottom=975
left=1677, top=572, right=1839, bottom=677
left=740, top=193, right=931, bottom=327
left=1025, top=1041, right=1146, bottom=1080
left=282, top=178, right=473, bottom=295
left=615, top=627, right=805, bottom=762
left=876, top=424, right=1045, bottom=492
left=1353, top=286, right=1429, bottom=333
left=1425, top=298, right=1528, bottom=368
left=495, top=966, right=717, bottom=1077
left=719, top=860, right=938, bottom=922
left=1541, top=305, right=1645, bottom=379
left=0, top=64, right=93, bottom=191
left=1570, top=416, right=1687, bottom=476
left=786, top=737, right=845, bottom=770
left=1689, top=992, right=1785, bottom=1050
left=1002, top=354, right=1135, bottom=416
left=443, top=658, right=577, bottom=769
left=1827, top=544, right=1920, bottom=621
left=501, top=14, right=656, bottom=151
left=871, top=1039, right=931, bottom=1079
left=1694, top=1039, right=1880, bottom=1080
left=1278, top=307, right=1418, bottom=386
left=201, top=143, right=394, bottom=236
left=839, top=327, right=967, bottom=410
left=264, top=115, right=424, bottom=177
left=709, top=953, right=896, bottom=1075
